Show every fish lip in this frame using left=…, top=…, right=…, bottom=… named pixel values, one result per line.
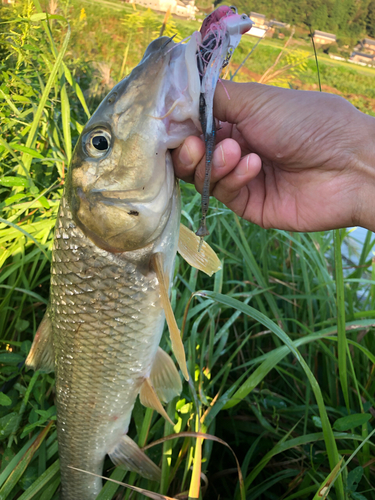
left=78, top=188, right=136, bottom=208
left=87, top=189, right=155, bottom=204
left=78, top=188, right=172, bottom=221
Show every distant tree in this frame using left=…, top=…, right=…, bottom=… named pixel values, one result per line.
left=229, top=0, right=372, bottom=39
left=311, top=3, right=328, bottom=30
left=367, top=0, right=375, bottom=37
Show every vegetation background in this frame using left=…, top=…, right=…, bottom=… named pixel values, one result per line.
left=226, top=0, right=375, bottom=41
left=0, top=0, right=375, bottom=499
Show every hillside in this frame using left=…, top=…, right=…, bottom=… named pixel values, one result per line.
left=53, top=0, right=375, bottom=117
left=196, top=0, right=375, bottom=43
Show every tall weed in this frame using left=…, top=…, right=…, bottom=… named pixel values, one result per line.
left=0, top=1, right=374, bottom=499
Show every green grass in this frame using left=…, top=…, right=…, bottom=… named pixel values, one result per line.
left=1, top=1, right=375, bottom=499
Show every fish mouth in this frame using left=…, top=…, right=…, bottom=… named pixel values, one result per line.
left=77, top=188, right=168, bottom=219
left=74, top=179, right=174, bottom=253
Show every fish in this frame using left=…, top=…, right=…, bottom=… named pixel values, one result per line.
left=25, top=8, right=250, bottom=499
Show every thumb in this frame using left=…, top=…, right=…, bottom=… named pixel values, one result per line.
left=213, top=81, right=267, bottom=125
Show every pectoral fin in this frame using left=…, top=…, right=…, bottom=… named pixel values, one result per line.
left=153, top=254, right=189, bottom=381
left=178, top=223, right=221, bottom=276
left=109, top=435, right=161, bottom=481
left=25, top=312, right=54, bottom=373
left=140, top=378, right=174, bottom=425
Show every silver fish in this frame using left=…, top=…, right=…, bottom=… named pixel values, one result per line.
left=26, top=33, right=220, bottom=500
left=25, top=8, right=250, bottom=498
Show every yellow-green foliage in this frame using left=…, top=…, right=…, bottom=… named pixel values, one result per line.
left=1, top=2, right=375, bottom=500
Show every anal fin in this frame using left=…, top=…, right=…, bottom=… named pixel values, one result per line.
left=25, top=312, right=54, bottom=373
left=151, top=347, right=182, bottom=403
left=152, top=253, right=189, bottom=381
left=178, top=223, right=221, bottom=276
left=108, top=435, right=161, bottom=482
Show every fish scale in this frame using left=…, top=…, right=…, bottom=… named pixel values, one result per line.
left=50, top=199, right=167, bottom=500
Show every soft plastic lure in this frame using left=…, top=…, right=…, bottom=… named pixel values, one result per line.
left=196, top=6, right=252, bottom=241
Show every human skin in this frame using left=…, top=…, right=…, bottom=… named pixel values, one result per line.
left=171, top=81, right=375, bottom=233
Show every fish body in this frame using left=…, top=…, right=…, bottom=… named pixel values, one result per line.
left=51, top=194, right=178, bottom=499
left=28, top=34, right=202, bottom=500
left=26, top=9, right=249, bottom=499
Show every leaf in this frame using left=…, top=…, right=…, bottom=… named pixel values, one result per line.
left=312, top=416, right=323, bottom=428
left=347, top=466, right=363, bottom=493
left=0, top=422, right=53, bottom=498
left=351, top=492, right=368, bottom=500
left=35, top=407, right=56, bottom=419
left=0, top=413, right=18, bottom=441
left=333, top=414, right=371, bottom=432
left=19, top=466, right=38, bottom=491
left=30, top=13, right=48, bottom=21
left=38, top=196, right=50, bottom=209
left=0, top=435, right=39, bottom=488
left=143, top=431, right=245, bottom=500
left=0, top=393, right=12, bottom=407
left=16, top=319, right=30, bottom=333
left=11, top=95, right=31, bottom=103
left=198, top=290, right=344, bottom=496
left=30, top=13, right=66, bottom=21
left=312, top=458, right=344, bottom=500
left=0, top=352, right=25, bottom=364
left=21, top=18, right=71, bottom=173
left=3, top=194, right=26, bottom=206
left=0, top=449, right=15, bottom=474
left=0, top=218, right=50, bottom=261
left=0, top=177, right=29, bottom=187
left=8, top=144, right=44, bottom=159
left=21, top=407, right=57, bottom=438
left=21, top=340, right=31, bottom=355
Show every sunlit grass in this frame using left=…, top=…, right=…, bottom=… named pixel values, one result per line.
left=1, top=1, right=375, bottom=499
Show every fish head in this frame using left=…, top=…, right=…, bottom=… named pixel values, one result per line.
left=66, top=35, right=201, bottom=253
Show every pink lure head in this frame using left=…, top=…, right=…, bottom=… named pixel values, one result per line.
left=200, top=5, right=233, bottom=38
left=200, top=5, right=253, bottom=40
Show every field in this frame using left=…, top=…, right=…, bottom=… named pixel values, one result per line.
left=1, top=1, right=375, bottom=499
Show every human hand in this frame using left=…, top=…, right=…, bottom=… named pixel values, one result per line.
left=172, top=81, right=375, bottom=232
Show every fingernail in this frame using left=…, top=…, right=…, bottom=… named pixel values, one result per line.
left=213, top=145, right=226, bottom=168
left=179, top=143, right=193, bottom=166
left=236, top=156, right=249, bottom=176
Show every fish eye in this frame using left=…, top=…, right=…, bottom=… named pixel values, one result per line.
left=85, top=129, right=111, bottom=158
